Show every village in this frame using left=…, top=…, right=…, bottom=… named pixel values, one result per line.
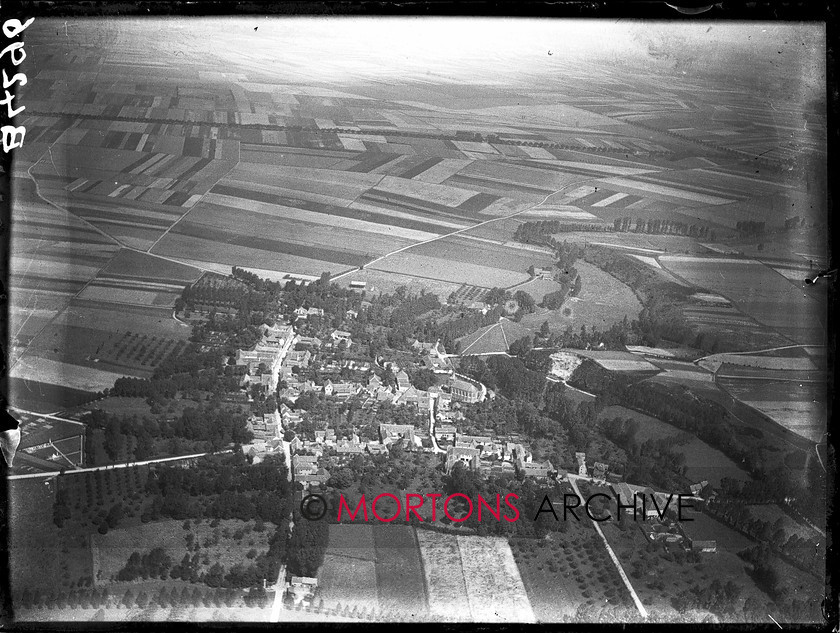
left=223, top=309, right=718, bottom=611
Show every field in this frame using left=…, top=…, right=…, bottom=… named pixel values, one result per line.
left=372, top=525, right=428, bottom=619
left=339, top=268, right=462, bottom=302
left=457, top=318, right=533, bottom=355
left=368, top=251, right=528, bottom=288
left=317, top=523, right=426, bottom=620
left=10, top=301, right=192, bottom=395
left=519, top=261, right=642, bottom=335
left=416, top=530, right=534, bottom=622
left=716, top=377, right=826, bottom=443
left=93, top=519, right=274, bottom=584
left=660, top=257, right=825, bottom=345
left=7, top=18, right=827, bottom=626
left=600, top=512, right=775, bottom=622
left=6, top=378, right=99, bottom=414
left=597, top=405, right=752, bottom=486
left=9, top=478, right=97, bottom=599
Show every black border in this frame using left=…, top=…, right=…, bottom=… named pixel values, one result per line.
left=0, top=1, right=835, bottom=631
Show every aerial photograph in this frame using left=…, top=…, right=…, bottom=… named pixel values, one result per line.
left=3, top=16, right=829, bottom=624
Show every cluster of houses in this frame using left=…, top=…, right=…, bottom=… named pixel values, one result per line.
left=440, top=428, right=558, bottom=481
left=609, top=480, right=715, bottom=553
left=235, top=322, right=296, bottom=377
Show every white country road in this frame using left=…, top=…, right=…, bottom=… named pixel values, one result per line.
left=567, top=474, right=649, bottom=620
left=8, top=450, right=233, bottom=480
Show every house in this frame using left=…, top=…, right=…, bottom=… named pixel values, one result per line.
left=393, top=385, right=432, bottom=412
left=689, top=481, right=709, bottom=497
left=349, top=280, right=367, bottom=289
left=367, top=374, right=383, bottom=391
left=292, top=454, right=319, bottom=474
left=411, top=339, right=437, bottom=354
left=346, top=309, right=358, bottom=319
left=487, top=461, right=515, bottom=477
left=293, top=307, right=309, bottom=320
left=292, top=455, right=330, bottom=487
left=379, top=424, right=416, bottom=445
left=247, top=413, right=280, bottom=441
left=292, top=456, right=330, bottom=487
left=331, top=330, right=353, bottom=348
left=505, top=442, right=530, bottom=463
left=323, top=380, right=359, bottom=399
left=445, top=446, right=480, bottom=473
left=533, top=267, right=553, bottom=280
left=611, top=482, right=659, bottom=519
left=436, top=424, right=456, bottom=441
left=691, top=540, right=717, bottom=553
left=307, top=307, right=324, bottom=318
left=367, top=443, right=388, bottom=456
left=436, top=391, right=453, bottom=410
left=285, top=349, right=311, bottom=368
left=287, top=576, right=318, bottom=606
left=335, top=442, right=364, bottom=461
left=449, top=376, right=483, bottom=403
left=516, top=458, right=555, bottom=480
left=296, top=336, right=322, bottom=348
left=281, top=406, right=304, bottom=427
left=455, top=435, right=493, bottom=456
left=341, top=359, right=371, bottom=373
left=423, top=354, right=453, bottom=375
left=395, top=370, right=411, bottom=391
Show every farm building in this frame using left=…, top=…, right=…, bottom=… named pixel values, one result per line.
left=611, top=482, right=661, bottom=520
left=349, top=280, right=367, bottom=289
left=287, top=576, right=318, bottom=606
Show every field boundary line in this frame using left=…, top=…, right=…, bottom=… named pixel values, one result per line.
left=146, top=158, right=240, bottom=255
